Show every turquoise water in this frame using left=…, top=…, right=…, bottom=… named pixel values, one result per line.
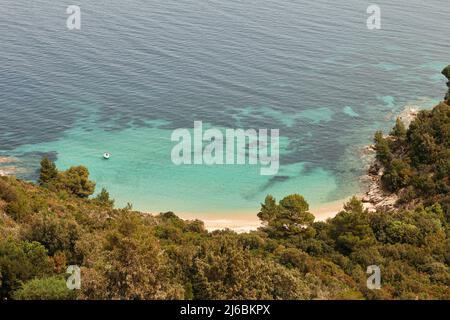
left=1, top=0, right=449, bottom=215
left=12, top=109, right=338, bottom=214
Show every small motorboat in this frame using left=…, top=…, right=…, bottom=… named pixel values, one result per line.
left=103, top=152, right=111, bottom=159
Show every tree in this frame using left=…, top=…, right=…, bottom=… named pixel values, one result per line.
left=0, top=179, right=32, bottom=221
left=374, top=131, right=392, bottom=165
left=258, top=194, right=315, bottom=237
left=38, top=157, right=58, bottom=186
left=279, top=194, right=315, bottom=229
left=277, top=247, right=311, bottom=273
left=409, top=131, right=437, bottom=165
left=442, top=65, right=450, bottom=104
left=24, top=213, right=80, bottom=257
left=391, top=118, right=407, bottom=141
left=94, top=188, right=114, bottom=207
left=192, top=235, right=312, bottom=299
left=58, top=166, right=96, bottom=198
left=79, top=213, right=184, bottom=299
left=329, top=197, right=375, bottom=255
left=0, top=240, right=53, bottom=299
left=382, top=159, right=412, bottom=192
left=257, top=195, right=279, bottom=226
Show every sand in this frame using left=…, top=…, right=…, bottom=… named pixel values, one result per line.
left=176, top=197, right=352, bottom=233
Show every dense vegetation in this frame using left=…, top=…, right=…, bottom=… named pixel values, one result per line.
left=374, top=101, right=450, bottom=214
left=1, top=68, right=449, bottom=300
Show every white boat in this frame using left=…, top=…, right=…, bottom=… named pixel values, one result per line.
left=103, top=152, right=111, bottom=159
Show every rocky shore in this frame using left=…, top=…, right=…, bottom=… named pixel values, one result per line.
left=0, top=156, right=20, bottom=176
left=360, top=147, right=398, bottom=212
left=359, top=106, right=420, bottom=212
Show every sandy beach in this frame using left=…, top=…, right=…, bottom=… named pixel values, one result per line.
left=177, top=197, right=351, bottom=233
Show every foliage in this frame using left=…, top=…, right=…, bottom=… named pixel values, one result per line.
left=57, top=166, right=96, bottom=198
left=78, top=212, right=184, bottom=299
left=443, top=65, right=450, bottom=105
left=258, top=194, right=315, bottom=237
left=375, top=101, right=450, bottom=214
left=38, top=157, right=58, bottom=187
left=13, top=276, right=77, bottom=300
left=374, top=131, right=392, bottom=166
left=391, top=118, right=407, bottom=141
left=0, top=239, right=53, bottom=298
left=36, top=158, right=96, bottom=198
left=94, top=188, right=115, bottom=208
left=0, top=170, right=448, bottom=299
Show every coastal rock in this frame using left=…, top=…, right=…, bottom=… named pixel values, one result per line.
left=360, top=144, right=376, bottom=157
left=0, top=156, right=17, bottom=164
left=442, top=65, right=450, bottom=83
left=362, top=161, right=398, bottom=211
left=368, top=163, right=379, bottom=175
left=360, top=105, right=418, bottom=211
left=442, top=65, right=450, bottom=104
left=0, top=156, right=21, bottom=176
left=0, top=166, right=19, bottom=176
left=397, top=106, right=418, bottom=128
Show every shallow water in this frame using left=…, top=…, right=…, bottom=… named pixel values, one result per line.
left=0, top=0, right=448, bottom=215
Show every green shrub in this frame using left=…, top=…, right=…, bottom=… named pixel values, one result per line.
left=13, top=276, right=77, bottom=300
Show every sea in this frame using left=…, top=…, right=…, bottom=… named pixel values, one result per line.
left=0, top=0, right=448, bottom=220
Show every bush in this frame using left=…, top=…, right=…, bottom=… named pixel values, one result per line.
left=13, top=276, right=77, bottom=300
left=24, top=213, right=80, bottom=258
left=0, top=178, right=32, bottom=221
left=0, top=240, right=53, bottom=299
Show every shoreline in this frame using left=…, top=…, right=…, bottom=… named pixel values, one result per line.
left=0, top=156, right=20, bottom=176
left=360, top=104, right=421, bottom=212
left=2, top=102, right=421, bottom=232
left=173, top=103, right=424, bottom=233
left=1, top=153, right=359, bottom=232
left=175, top=197, right=352, bottom=233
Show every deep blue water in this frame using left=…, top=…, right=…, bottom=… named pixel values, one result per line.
left=0, top=0, right=449, bottom=216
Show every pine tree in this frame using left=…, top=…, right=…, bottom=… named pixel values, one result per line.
left=391, top=118, right=406, bottom=140
left=95, top=188, right=115, bottom=207
left=58, top=166, right=96, bottom=198
left=38, top=157, right=58, bottom=186
left=374, top=131, right=392, bottom=165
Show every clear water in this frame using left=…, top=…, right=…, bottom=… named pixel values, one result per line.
left=0, top=0, right=448, bottom=216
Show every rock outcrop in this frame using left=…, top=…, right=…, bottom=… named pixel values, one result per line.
left=442, top=65, right=450, bottom=104
left=360, top=146, right=398, bottom=212
left=360, top=107, right=419, bottom=212
left=361, top=156, right=398, bottom=212
left=0, top=156, right=20, bottom=176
